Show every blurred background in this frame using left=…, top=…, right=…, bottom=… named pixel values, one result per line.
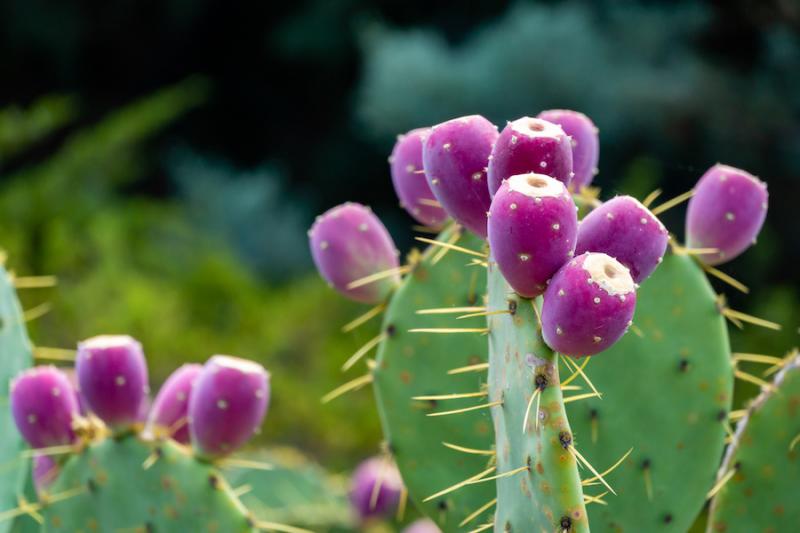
left=0, top=0, right=798, bottom=511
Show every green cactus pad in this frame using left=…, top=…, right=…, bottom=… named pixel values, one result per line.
left=0, top=265, right=34, bottom=533
left=372, top=227, right=495, bottom=531
left=706, top=352, right=800, bottom=532
left=41, top=437, right=255, bottom=532
left=486, top=261, right=589, bottom=533
left=567, top=252, right=733, bottom=532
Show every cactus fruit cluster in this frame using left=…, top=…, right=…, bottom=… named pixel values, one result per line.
left=312, top=109, right=793, bottom=532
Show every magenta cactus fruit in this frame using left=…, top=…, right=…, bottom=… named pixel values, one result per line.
left=488, top=173, right=578, bottom=298
left=10, top=366, right=80, bottom=448
left=487, top=116, right=573, bottom=196
left=189, top=355, right=269, bottom=458
left=537, top=109, right=599, bottom=190
left=146, top=363, right=202, bottom=444
left=686, top=164, right=768, bottom=265
left=309, top=202, right=400, bottom=304
left=75, top=335, right=149, bottom=430
left=541, top=252, right=637, bottom=357
left=390, top=127, right=448, bottom=227
left=402, top=519, right=441, bottom=533
left=348, top=456, right=403, bottom=520
left=575, top=195, right=668, bottom=283
left=33, top=454, right=59, bottom=494
left=422, top=114, right=498, bottom=238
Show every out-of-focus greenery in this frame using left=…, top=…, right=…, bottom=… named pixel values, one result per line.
left=0, top=95, right=77, bottom=163
left=0, top=80, right=383, bottom=470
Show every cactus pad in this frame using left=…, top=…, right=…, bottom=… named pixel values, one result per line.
left=706, top=352, right=800, bottom=532
left=567, top=252, right=733, bottom=531
left=486, top=261, right=589, bottom=533
left=0, top=265, right=34, bottom=533
left=41, top=437, right=255, bottom=532
left=372, top=227, right=495, bottom=531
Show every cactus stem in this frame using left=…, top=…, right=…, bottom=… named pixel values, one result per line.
left=650, top=188, right=695, bottom=216
left=427, top=400, right=503, bottom=417
left=423, top=465, right=496, bottom=502
left=563, top=391, right=603, bottom=403
left=734, top=369, right=776, bottom=391
left=465, top=465, right=529, bottom=485
left=706, top=467, right=737, bottom=499
left=321, top=373, right=373, bottom=403
left=459, top=497, right=497, bottom=527
left=341, top=303, right=386, bottom=333
left=413, top=391, right=488, bottom=401
left=731, top=352, right=784, bottom=366
left=569, top=445, right=616, bottom=495
left=722, top=307, right=782, bottom=330
left=254, top=520, right=314, bottom=533
left=641, top=188, right=663, bottom=208
left=447, top=362, right=489, bottom=375
left=416, top=306, right=485, bottom=315
left=583, top=490, right=609, bottom=506
left=12, top=275, right=58, bottom=289
left=702, top=264, right=749, bottom=294
left=216, top=457, right=274, bottom=471
left=409, top=328, right=490, bottom=334
left=442, top=442, right=495, bottom=456
left=347, top=265, right=411, bottom=290
left=414, top=237, right=487, bottom=259
left=32, top=346, right=76, bottom=362
left=23, top=302, right=52, bottom=322
left=457, top=309, right=511, bottom=320
left=342, top=332, right=388, bottom=371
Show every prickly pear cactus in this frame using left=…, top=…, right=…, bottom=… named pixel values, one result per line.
left=706, top=352, right=800, bottom=532
left=486, top=262, right=589, bottom=532
left=41, top=437, right=256, bottom=532
left=0, top=264, right=34, bottom=533
left=372, top=227, right=495, bottom=530
left=567, top=252, right=733, bottom=532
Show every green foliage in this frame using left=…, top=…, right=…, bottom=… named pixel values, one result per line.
left=0, top=95, right=77, bottom=164
left=42, top=437, right=254, bottom=532
left=372, top=228, right=494, bottom=531
left=568, top=253, right=733, bottom=532
left=707, top=353, right=800, bottom=532
left=0, top=265, right=33, bottom=533
left=486, top=265, right=588, bottom=532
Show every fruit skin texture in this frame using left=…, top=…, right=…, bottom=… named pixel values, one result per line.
left=348, top=456, right=403, bottom=520
left=575, top=195, right=668, bottom=283
left=537, top=109, right=599, bottom=190
left=189, top=355, right=269, bottom=458
left=10, top=366, right=80, bottom=448
left=309, top=202, right=400, bottom=304
left=146, top=363, right=202, bottom=444
left=76, top=335, right=149, bottom=430
left=422, top=114, right=498, bottom=238
left=390, top=127, right=448, bottom=227
left=487, top=116, right=573, bottom=196
left=488, top=173, right=577, bottom=297
left=541, top=252, right=636, bottom=356
left=686, top=163, right=768, bottom=266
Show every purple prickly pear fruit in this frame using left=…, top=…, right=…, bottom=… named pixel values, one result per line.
left=349, top=456, right=403, bottom=520
left=33, top=454, right=59, bottom=494
left=686, top=164, right=768, bottom=265
left=402, top=519, right=442, bottom=533
left=488, top=173, right=578, bottom=298
left=75, top=335, right=149, bottom=430
left=537, top=109, right=599, bottom=190
left=487, top=117, right=573, bottom=196
left=575, top=195, right=668, bottom=283
left=390, top=128, right=448, bottom=227
left=146, top=363, right=202, bottom=444
left=309, top=202, right=400, bottom=304
left=10, top=366, right=80, bottom=448
left=422, top=115, right=499, bottom=238
left=541, top=252, right=637, bottom=357
left=189, top=355, right=269, bottom=458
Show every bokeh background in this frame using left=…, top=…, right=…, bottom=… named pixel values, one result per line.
left=1, top=0, right=798, bottom=511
